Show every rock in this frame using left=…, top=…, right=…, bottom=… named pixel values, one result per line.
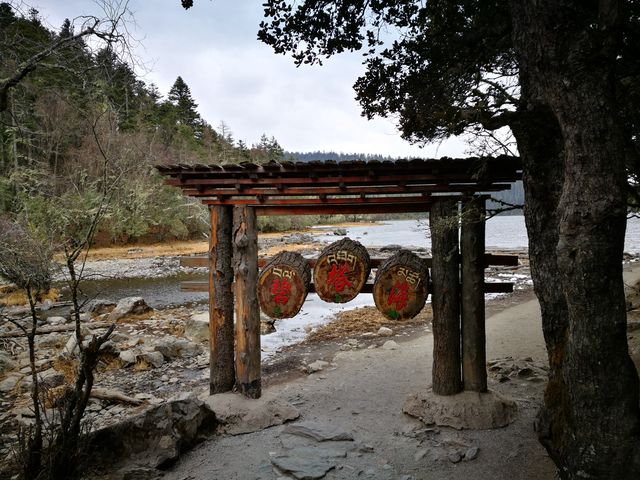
left=403, top=389, right=517, bottom=430
left=90, top=300, right=117, bottom=315
left=333, top=228, right=347, bottom=236
left=154, top=338, right=202, bottom=359
left=140, top=351, right=164, bottom=368
left=184, top=313, right=209, bottom=342
left=0, top=374, right=22, bottom=393
left=447, top=451, right=462, bottom=463
left=306, top=360, right=329, bottom=373
left=382, top=340, right=398, bottom=350
left=119, top=349, right=138, bottom=366
left=464, top=446, right=479, bottom=461
left=283, top=422, right=354, bottom=442
left=38, top=368, right=65, bottom=388
left=112, top=465, right=162, bottom=480
left=109, top=297, right=152, bottom=322
left=0, top=351, right=16, bottom=375
left=36, top=333, right=65, bottom=348
left=90, top=393, right=216, bottom=469
left=203, top=392, right=299, bottom=435
left=46, top=316, right=67, bottom=326
left=377, top=326, right=393, bottom=337
left=414, top=449, right=428, bottom=461
left=260, top=315, right=276, bottom=335
left=270, top=446, right=348, bottom=480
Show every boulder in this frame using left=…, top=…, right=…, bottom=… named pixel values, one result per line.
left=46, top=316, right=67, bottom=326
left=90, top=393, right=216, bottom=469
left=0, top=374, right=22, bottom=393
left=184, top=313, right=209, bottom=342
left=203, top=392, right=299, bottom=435
left=90, top=300, right=117, bottom=315
left=377, top=326, right=393, bottom=337
left=403, top=389, right=517, bottom=430
left=109, top=297, right=153, bottom=322
left=153, top=338, right=202, bottom=359
left=306, top=360, right=329, bottom=374
left=382, top=340, right=398, bottom=350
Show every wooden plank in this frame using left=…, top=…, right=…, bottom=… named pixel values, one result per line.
left=233, top=206, right=261, bottom=399
left=180, top=253, right=519, bottom=269
left=208, top=205, right=235, bottom=394
left=254, top=203, right=433, bottom=216
left=182, top=183, right=513, bottom=197
left=203, top=195, right=431, bottom=206
left=180, top=280, right=514, bottom=294
left=461, top=198, right=488, bottom=392
left=430, top=198, right=462, bottom=396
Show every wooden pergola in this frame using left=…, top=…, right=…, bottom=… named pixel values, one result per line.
left=157, top=155, right=523, bottom=399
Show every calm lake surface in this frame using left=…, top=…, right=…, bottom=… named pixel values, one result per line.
left=315, top=215, right=640, bottom=253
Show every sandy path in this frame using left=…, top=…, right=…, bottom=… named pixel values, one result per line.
left=165, top=290, right=557, bottom=480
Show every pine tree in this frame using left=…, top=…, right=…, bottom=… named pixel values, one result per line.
left=167, top=76, right=200, bottom=129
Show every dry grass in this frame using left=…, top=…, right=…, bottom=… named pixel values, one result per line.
left=261, top=242, right=325, bottom=257
left=306, top=304, right=433, bottom=343
left=114, top=311, right=155, bottom=324
left=0, top=288, right=59, bottom=307
left=133, top=359, right=151, bottom=371
left=52, top=357, right=79, bottom=383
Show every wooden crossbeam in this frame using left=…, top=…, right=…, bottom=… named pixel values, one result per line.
left=179, top=253, right=519, bottom=269
left=179, top=280, right=514, bottom=294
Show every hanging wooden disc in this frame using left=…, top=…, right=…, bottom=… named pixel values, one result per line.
left=313, top=237, right=371, bottom=303
left=258, top=251, right=311, bottom=319
left=373, top=250, right=429, bottom=320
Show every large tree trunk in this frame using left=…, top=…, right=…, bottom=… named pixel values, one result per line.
left=511, top=1, right=640, bottom=477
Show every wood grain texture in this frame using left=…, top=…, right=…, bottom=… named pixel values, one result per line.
left=313, top=238, right=371, bottom=303
left=373, top=250, right=429, bottom=320
left=233, top=206, right=261, bottom=398
left=258, top=251, right=311, bottom=319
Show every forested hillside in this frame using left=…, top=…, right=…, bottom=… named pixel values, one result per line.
left=0, top=4, right=286, bottom=244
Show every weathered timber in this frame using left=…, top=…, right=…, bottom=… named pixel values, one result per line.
left=232, top=206, right=261, bottom=398
left=0, top=321, right=113, bottom=338
left=313, top=238, right=371, bottom=303
left=208, top=205, right=235, bottom=394
left=258, top=251, right=311, bottom=319
left=461, top=198, right=488, bottom=392
left=373, top=250, right=430, bottom=320
left=253, top=203, right=432, bottom=216
left=180, top=280, right=514, bottom=294
left=430, top=198, right=462, bottom=396
left=180, top=253, right=519, bottom=269
left=205, top=196, right=438, bottom=206
left=90, top=388, right=144, bottom=406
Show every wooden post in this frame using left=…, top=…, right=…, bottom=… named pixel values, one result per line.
left=233, top=205, right=261, bottom=398
left=461, top=197, right=487, bottom=392
left=430, top=198, right=462, bottom=395
left=208, top=205, right=234, bottom=394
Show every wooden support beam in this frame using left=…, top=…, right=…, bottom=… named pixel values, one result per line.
left=430, top=198, right=462, bottom=395
left=208, top=206, right=235, bottom=394
left=461, top=198, right=488, bottom=392
left=233, top=206, right=261, bottom=398
left=180, top=280, right=514, bottom=295
left=180, top=253, right=518, bottom=269
left=253, top=203, right=432, bottom=216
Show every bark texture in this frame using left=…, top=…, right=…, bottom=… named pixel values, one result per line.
left=511, top=1, right=640, bottom=477
left=460, top=198, right=486, bottom=392
left=208, top=206, right=235, bottom=394
left=233, top=206, right=261, bottom=399
left=430, top=198, right=462, bottom=396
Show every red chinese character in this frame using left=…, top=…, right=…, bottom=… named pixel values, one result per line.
left=270, top=277, right=292, bottom=305
left=327, top=263, right=353, bottom=292
left=387, top=281, right=409, bottom=311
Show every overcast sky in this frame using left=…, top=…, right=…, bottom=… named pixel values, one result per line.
left=29, top=0, right=467, bottom=157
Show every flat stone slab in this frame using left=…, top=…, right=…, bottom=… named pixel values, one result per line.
left=283, top=421, right=354, bottom=442
left=403, top=389, right=517, bottom=430
left=203, top=392, right=299, bottom=435
left=270, top=445, right=349, bottom=479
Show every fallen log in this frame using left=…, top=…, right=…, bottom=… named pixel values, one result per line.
left=0, top=321, right=114, bottom=338
left=90, top=387, right=144, bottom=406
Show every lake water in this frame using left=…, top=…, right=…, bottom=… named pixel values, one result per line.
left=314, top=216, right=640, bottom=253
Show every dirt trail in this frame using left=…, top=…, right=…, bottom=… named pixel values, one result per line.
left=165, top=288, right=556, bottom=480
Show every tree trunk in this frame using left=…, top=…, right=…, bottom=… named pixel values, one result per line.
left=430, top=198, right=462, bottom=395
left=460, top=197, right=486, bottom=392
left=233, top=206, right=261, bottom=399
left=208, top=205, right=235, bottom=394
left=511, top=1, right=640, bottom=477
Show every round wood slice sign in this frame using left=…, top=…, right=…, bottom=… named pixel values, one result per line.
left=313, top=238, right=371, bottom=303
left=258, top=251, right=311, bottom=319
left=373, top=250, right=429, bottom=320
